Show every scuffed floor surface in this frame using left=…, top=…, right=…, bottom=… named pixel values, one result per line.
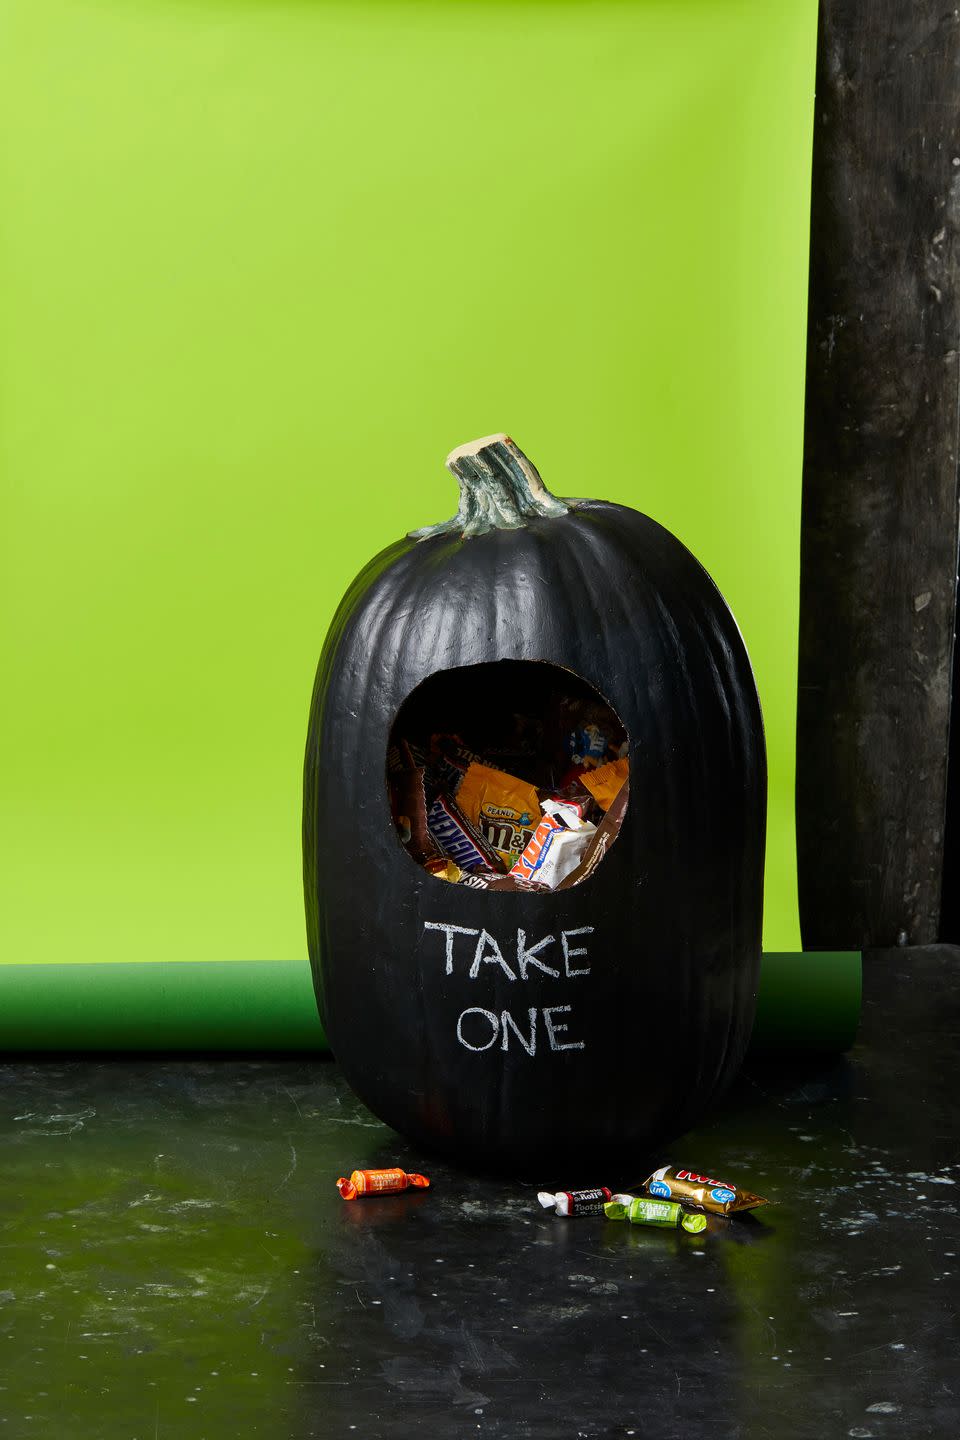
left=1, top=947, right=958, bottom=1439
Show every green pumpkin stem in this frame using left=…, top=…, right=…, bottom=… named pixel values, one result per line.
left=410, top=434, right=569, bottom=540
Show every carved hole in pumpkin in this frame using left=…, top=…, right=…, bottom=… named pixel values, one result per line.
left=386, top=660, right=629, bottom=891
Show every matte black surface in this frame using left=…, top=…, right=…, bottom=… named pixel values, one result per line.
left=304, top=496, right=765, bottom=1163
left=797, top=0, right=960, bottom=947
left=2, top=948, right=958, bottom=1438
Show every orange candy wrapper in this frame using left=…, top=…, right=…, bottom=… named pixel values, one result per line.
left=336, top=1167, right=431, bottom=1201
left=581, top=757, right=629, bottom=812
left=456, top=762, right=541, bottom=868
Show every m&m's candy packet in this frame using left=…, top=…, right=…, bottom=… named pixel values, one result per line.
left=456, top=762, right=541, bottom=869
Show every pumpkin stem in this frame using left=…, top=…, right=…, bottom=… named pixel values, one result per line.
left=410, top=434, right=570, bottom=540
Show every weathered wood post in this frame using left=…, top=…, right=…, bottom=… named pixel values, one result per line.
left=797, top=0, right=960, bottom=946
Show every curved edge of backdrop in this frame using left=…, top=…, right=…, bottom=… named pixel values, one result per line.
left=0, top=953, right=861, bottom=1054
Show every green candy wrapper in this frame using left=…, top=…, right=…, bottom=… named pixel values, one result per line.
left=604, top=1195, right=707, bottom=1234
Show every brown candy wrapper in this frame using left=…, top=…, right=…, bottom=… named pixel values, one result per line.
left=386, top=739, right=427, bottom=776
left=425, top=734, right=484, bottom=800
left=457, top=868, right=550, bottom=893
left=538, top=781, right=600, bottom=829
left=389, top=742, right=444, bottom=868
left=556, top=780, right=629, bottom=889
left=644, top=1166, right=769, bottom=1216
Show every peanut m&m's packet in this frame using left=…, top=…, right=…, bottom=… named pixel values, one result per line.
left=644, top=1166, right=768, bottom=1216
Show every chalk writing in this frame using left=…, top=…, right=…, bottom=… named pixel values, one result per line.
left=454, top=1005, right=584, bottom=1055
left=423, top=923, right=593, bottom=1058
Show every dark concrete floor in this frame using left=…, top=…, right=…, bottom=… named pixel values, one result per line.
left=1, top=947, right=958, bottom=1439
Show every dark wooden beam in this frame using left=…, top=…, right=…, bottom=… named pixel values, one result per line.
left=797, top=0, right=960, bottom=947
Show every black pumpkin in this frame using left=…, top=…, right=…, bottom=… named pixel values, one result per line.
left=303, top=435, right=765, bottom=1168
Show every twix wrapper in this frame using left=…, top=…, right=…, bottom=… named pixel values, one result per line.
left=337, top=1167, right=431, bottom=1201
left=644, top=1166, right=768, bottom=1216
left=456, top=762, right=541, bottom=869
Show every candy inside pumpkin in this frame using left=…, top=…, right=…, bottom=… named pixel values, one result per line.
left=386, top=660, right=630, bottom=891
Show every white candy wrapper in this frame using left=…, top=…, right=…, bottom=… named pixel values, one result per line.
left=510, top=816, right=597, bottom=888
left=537, top=1186, right=612, bottom=1217
left=540, top=796, right=592, bottom=830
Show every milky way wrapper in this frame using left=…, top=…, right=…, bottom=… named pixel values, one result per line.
left=556, top=780, right=629, bottom=889
left=456, top=762, right=541, bottom=868
left=644, top=1166, right=769, bottom=1216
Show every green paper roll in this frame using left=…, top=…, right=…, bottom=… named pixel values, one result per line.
left=749, top=951, right=861, bottom=1053
left=0, top=952, right=860, bottom=1054
left=0, top=961, right=326, bottom=1052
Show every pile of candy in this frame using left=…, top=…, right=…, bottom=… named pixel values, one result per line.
left=388, top=679, right=630, bottom=892
left=538, top=1167, right=769, bottom=1231
left=335, top=1163, right=767, bottom=1245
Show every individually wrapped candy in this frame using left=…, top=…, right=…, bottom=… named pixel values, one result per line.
left=539, top=792, right=597, bottom=829
left=336, top=1167, right=431, bottom=1201
left=581, top=757, right=629, bottom=812
left=550, top=695, right=628, bottom=773
left=457, top=868, right=549, bottom=892
left=456, top=762, right=541, bottom=869
left=386, top=739, right=427, bottom=774
left=424, top=734, right=484, bottom=799
left=428, top=858, right=463, bottom=883
left=389, top=742, right=446, bottom=869
left=509, top=814, right=597, bottom=888
left=538, top=1186, right=612, bottom=1217
left=426, top=792, right=505, bottom=873
left=557, top=781, right=630, bottom=889
left=604, top=1194, right=707, bottom=1234
left=643, top=1166, right=769, bottom=1216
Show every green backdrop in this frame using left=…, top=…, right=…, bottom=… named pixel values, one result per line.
left=1, top=1, right=817, bottom=1006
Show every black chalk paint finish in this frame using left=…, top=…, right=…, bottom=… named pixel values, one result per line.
left=303, top=434, right=766, bottom=1166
